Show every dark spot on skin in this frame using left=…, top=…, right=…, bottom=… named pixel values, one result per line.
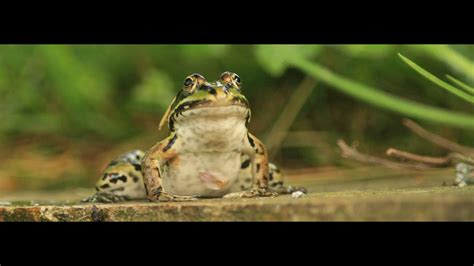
left=245, top=111, right=251, bottom=124
left=163, top=134, right=177, bottom=152
left=129, top=172, right=140, bottom=183
left=240, top=185, right=246, bottom=190
left=95, top=186, right=100, bottom=191
left=133, top=164, right=141, bottom=171
left=256, top=144, right=265, bottom=155
left=241, top=159, right=251, bottom=169
left=244, top=177, right=252, bottom=183
left=256, top=163, right=261, bottom=173
left=247, top=133, right=255, bottom=147
left=102, top=173, right=108, bottom=180
left=100, top=184, right=110, bottom=189
left=199, top=84, right=217, bottom=95
left=269, top=172, right=274, bottom=181
left=168, top=119, right=175, bottom=131
left=107, top=161, right=118, bottom=167
left=109, top=174, right=127, bottom=184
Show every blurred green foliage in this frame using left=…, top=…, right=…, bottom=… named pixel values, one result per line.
left=0, top=44, right=472, bottom=160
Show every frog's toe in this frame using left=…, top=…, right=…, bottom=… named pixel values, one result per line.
left=170, top=195, right=199, bottom=202
left=223, top=188, right=277, bottom=199
left=81, top=192, right=128, bottom=203
left=222, top=191, right=245, bottom=199
left=149, top=192, right=198, bottom=202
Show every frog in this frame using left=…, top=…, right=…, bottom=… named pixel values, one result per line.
left=82, top=72, right=306, bottom=203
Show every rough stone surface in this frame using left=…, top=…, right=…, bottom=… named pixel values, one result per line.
left=1, top=167, right=472, bottom=221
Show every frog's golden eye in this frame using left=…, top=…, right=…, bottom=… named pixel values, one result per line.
left=183, top=73, right=205, bottom=93
left=231, top=73, right=241, bottom=87
left=184, top=77, right=193, bottom=87
left=220, top=71, right=241, bottom=90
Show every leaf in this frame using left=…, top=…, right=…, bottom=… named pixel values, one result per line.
left=337, top=45, right=395, bottom=58
left=446, top=74, right=474, bottom=95
left=254, top=45, right=321, bottom=76
left=289, top=57, right=474, bottom=130
left=409, top=45, right=474, bottom=81
left=398, top=53, right=474, bottom=104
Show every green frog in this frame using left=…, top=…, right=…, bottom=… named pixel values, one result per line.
left=83, top=72, right=305, bottom=203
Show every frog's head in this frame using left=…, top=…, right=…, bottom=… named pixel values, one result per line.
left=159, top=72, right=251, bottom=131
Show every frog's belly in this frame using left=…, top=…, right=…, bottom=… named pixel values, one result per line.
left=161, top=152, right=241, bottom=197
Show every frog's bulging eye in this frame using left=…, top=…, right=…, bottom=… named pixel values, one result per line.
left=183, top=73, right=206, bottom=93
left=184, top=78, right=193, bottom=87
left=220, top=71, right=242, bottom=90
left=232, top=74, right=241, bottom=86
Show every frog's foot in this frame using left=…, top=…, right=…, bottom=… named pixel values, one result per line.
left=148, top=192, right=198, bottom=202
left=223, top=187, right=278, bottom=199
left=81, top=192, right=129, bottom=204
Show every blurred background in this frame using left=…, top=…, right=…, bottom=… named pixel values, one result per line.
left=0, top=45, right=472, bottom=194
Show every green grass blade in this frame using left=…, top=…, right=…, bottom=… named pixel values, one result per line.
left=446, top=74, right=474, bottom=95
left=418, top=45, right=474, bottom=80
left=289, top=57, right=474, bottom=130
left=398, top=53, right=474, bottom=104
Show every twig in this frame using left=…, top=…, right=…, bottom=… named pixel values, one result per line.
left=386, top=148, right=450, bottom=166
left=265, top=76, right=318, bottom=158
left=387, top=148, right=474, bottom=165
left=403, top=119, right=474, bottom=156
left=337, top=139, right=440, bottom=170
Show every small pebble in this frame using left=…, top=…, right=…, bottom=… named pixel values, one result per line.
left=291, top=191, right=305, bottom=199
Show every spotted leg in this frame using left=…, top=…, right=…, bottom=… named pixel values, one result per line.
left=267, top=163, right=307, bottom=194
left=224, top=133, right=277, bottom=198
left=142, top=134, right=197, bottom=202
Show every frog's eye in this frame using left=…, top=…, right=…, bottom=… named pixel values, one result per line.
left=182, top=73, right=205, bottom=93
left=220, top=71, right=242, bottom=90
left=231, top=73, right=241, bottom=88
left=184, top=78, right=193, bottom=87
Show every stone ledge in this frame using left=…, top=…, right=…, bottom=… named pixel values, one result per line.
left=2, top=186, right=474, bottom=221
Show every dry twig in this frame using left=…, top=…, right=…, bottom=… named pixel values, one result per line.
left=403, top=119, right=474, bottom=156
left=386, top=148, right=474, bottom=166
left=337, top=139, right=439, bottom=170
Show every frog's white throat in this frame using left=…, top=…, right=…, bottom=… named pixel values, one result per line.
left=174, top=105, right=249, bottom=152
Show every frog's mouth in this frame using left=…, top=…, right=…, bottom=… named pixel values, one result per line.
left=180, top=104, right=249, bottom=118
left=174, top=99, right=249, bottom=118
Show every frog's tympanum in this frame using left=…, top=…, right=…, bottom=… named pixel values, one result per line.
left=83, top=72, right=305, bottom=203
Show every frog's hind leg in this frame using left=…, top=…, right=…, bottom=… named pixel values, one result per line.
left=268, top=163, right=307, bottom=194
left=82, top=170, right=147, bottom=203
left=229, top=160, right=307, bottom=196
left=82, top=150, right=148, bottom=203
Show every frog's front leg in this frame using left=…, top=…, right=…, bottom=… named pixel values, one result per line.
left=224, top=133, right=277, bottom=199
left=142, top=134, right=197, bottom=202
